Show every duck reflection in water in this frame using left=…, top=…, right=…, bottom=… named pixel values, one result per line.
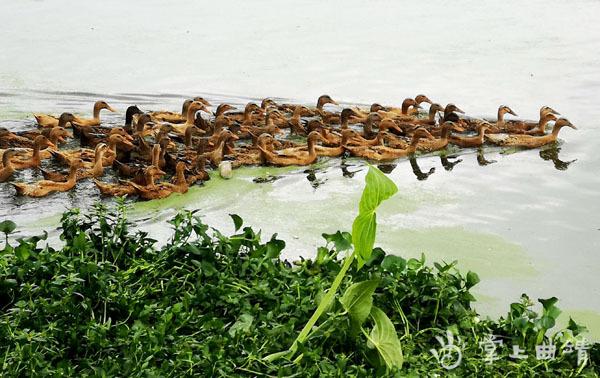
left=409, top=156, right=435, bottom=181
left=477, top=147, right=497, bottom=166
left=304, top=168, right=327, bottom=189
left=377, top=164, right=396, bottom=174
left=340, top=158, right=359, bottom=178
left=539, top=144, right=576, bottom=170
left=440, top=154, right=462, bottom=171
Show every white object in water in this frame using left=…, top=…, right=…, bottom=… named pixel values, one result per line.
left=219, top=161, right=233, bottom=179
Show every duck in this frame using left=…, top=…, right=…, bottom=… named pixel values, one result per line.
left=35, top=101, right=116, bottom=128
left=449, top=122, right=490, bottom=148
left=202, top=130, right=239, bottom=167
left=168, top=101, right=212, bottom=136
left=95, top=165, right=166, bottom=197
left=313, top=95, right=340, bottom=123
left=149, top=99, right=193, bottom=123
left=379, top=98, right=422, bottom=120
left=467, top=105, right=517, bottom=133
left=417, top=121, right=465, bottom=152
left=12, top=159, right=82, bottom=197
left=524, top=113, right=558, bottom=136
left=10, top=136, right=55, bottom=170
left=349, top=103, right=389, bottom=123
left=485, top=118, right=576, bottom=148
left=186, top=156, right=210, bottom=184
left=0, top=149, right=16, bottom=182
left=42, top=144, right=108, bottom=181
left=127, top=163, right=188, bottom=200
left=345, top=128, right=435, bottom=161
left=240, top=109, right=285, bottom=136
left=258, top=131, right=327, bottom=166
left=505, top=108, right=559, bottom=135
left=306, top=119, right=343, bottom=146
left=33, top=110, right=79, bottom=129
left=123, top=105, right=143, bottom=133
left=408, top=94, right=434, bottom=115
left=224, top=102, right=263, bottom=125
left=286, top=105, right=310, bottom=135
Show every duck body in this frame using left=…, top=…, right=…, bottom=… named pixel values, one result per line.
left=12, top=161, right=81, bottom=197
left=485, top=118, right=576, bottom=148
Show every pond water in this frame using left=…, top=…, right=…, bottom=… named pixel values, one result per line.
left=1, top=0, right=600, bottom=338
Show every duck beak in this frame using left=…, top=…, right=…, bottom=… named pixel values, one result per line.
left=330, top=99, right=339, bottom=106
left=453, top=124, right=466, bottom=132
left=569, top=123, right=577, bottom=130
left=455, top=107, right=465, bottom=114
left=107, top=105, right=117, bottom=113
left=47, top=141, right=58, bottom=149
left=508, top=109, right=517, bottom=116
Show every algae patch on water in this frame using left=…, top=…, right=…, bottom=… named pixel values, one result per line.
left=378, top=226, right=535, bottom=279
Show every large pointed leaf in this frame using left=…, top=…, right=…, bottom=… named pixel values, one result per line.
left=340, top=279, right=379, bottom=328
left=352, top=166, right=398, bottom=269
left=352, top=212, right=376, bottom=268
left=367, top=306, right=403, bottom=369
left=358, top=165, right=398, bottom=214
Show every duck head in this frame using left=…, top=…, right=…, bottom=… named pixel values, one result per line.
left=340, top=108, right=358, bottom=126
left=370, top=103, right=388, bottom=112
left=109, top=134, right=135, bottom=150
left=317, top=95, right=338, bottom=109
left=125, top=105, right=142, bottom=126
left=48, top=126, right=71, bottom=145
left=2, top=149, right=16, bottom=166
left=554, top=118, right=577, bottom=130
left=193, top=97, right=211, bottom=107
left=413, top=128, right=436, bottom=141
left=215, top=103, right=236, bottom=117
left=58, top=112, right=77, bottom=128
left=541, top=106, right=560, bottom=117
left=95, top=100, right=117, bottom=113
left=415, top=94, right=433, bottom=105
left=261, top=98, right=277, bottom=109
left=444, top=103, right=465, bottom=116
left=34, top=135, right=56, bottom=150
left=498, top=105, right=517, bottom=117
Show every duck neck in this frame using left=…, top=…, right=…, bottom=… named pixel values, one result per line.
left=428, top=107, right=438, bottom=121
left=244, top=108, right=253, bottom=123
left=2, top=153, right=13, bottom=169
left=363, top=119, right=373, bottom=137
left=538, top=114, right=554, bottom=130
left=401, top=100, right=412, bottom=115
left=67, top=164, right=78, bottom=183
left=477, top=127, right=487, bottom=142
left=440, top=126, right=451, bottom=141
left=497, top=109, right=506, bottom=125
left=93, top=103, right=102, bottom=120
left=108, top=140, right=118, bottom=155
left=32, top=142, right=42, bottom=164
left=186, top=106, right=198, bottom=125
left=146, top=172, right=155, bottom=186
left=551, top=124, right=563, bottom=138
left=184, top=127, right=193, bottom=147
left=408, top=136, right=421, bottom=154
left=176, top=168, right=186, bottom=185
left=93, top=150, right=105, bottom=171
left=307, top=137, right=318, bottom=158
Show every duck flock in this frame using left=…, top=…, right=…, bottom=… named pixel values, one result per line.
left=0, top=95, right=576, bottom=200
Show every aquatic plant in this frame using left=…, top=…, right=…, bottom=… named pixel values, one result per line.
left=0, top=169, right=598, bottom=376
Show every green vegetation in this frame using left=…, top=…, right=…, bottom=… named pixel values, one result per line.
left=1, top=167, right=598, bottom=376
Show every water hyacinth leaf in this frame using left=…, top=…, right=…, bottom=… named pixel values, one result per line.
left=381, top=255, right=406, bottom=273
left=229, top=214, right=243, bottom=232
left=228, top=314, right=254, bottom=337
left=358, top=165, right=398, bottom=214
left=366, top=306, right=403, bottom=369
left=466, top=271, right=480, bottom=289
left=322, top=231, right=352, bottom=252
left=352, top=212, right=377, bottom=269
left=0, top=220, right=16, bottom=234
left=14, top=243, right=30, bottom=261
left=340, top=279, right=380, bottom=328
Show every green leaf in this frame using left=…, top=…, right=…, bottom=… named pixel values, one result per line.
left=340, top=279, right=380, bottom=328
left=358, top=165, right=398, bottom=214
left=366, top=306, right=403, bottom=369
left=14, top=243, right=30, bottom=261
left=352, top=213, right=376, bottom=269
left=567, top=317, right=587, bottom=336
left=228, top=314, right=254, bottom=337
left=229, top=214, right=243, bottom=232
left=0, top=220, right=16, bottom=234
left=466, top=271, right=480, bottom=289
left=322, top=231, right=352, bottom=252
left=265, top=236, right=285, bottom=259
left=381, top=255, right=406, bottom=273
